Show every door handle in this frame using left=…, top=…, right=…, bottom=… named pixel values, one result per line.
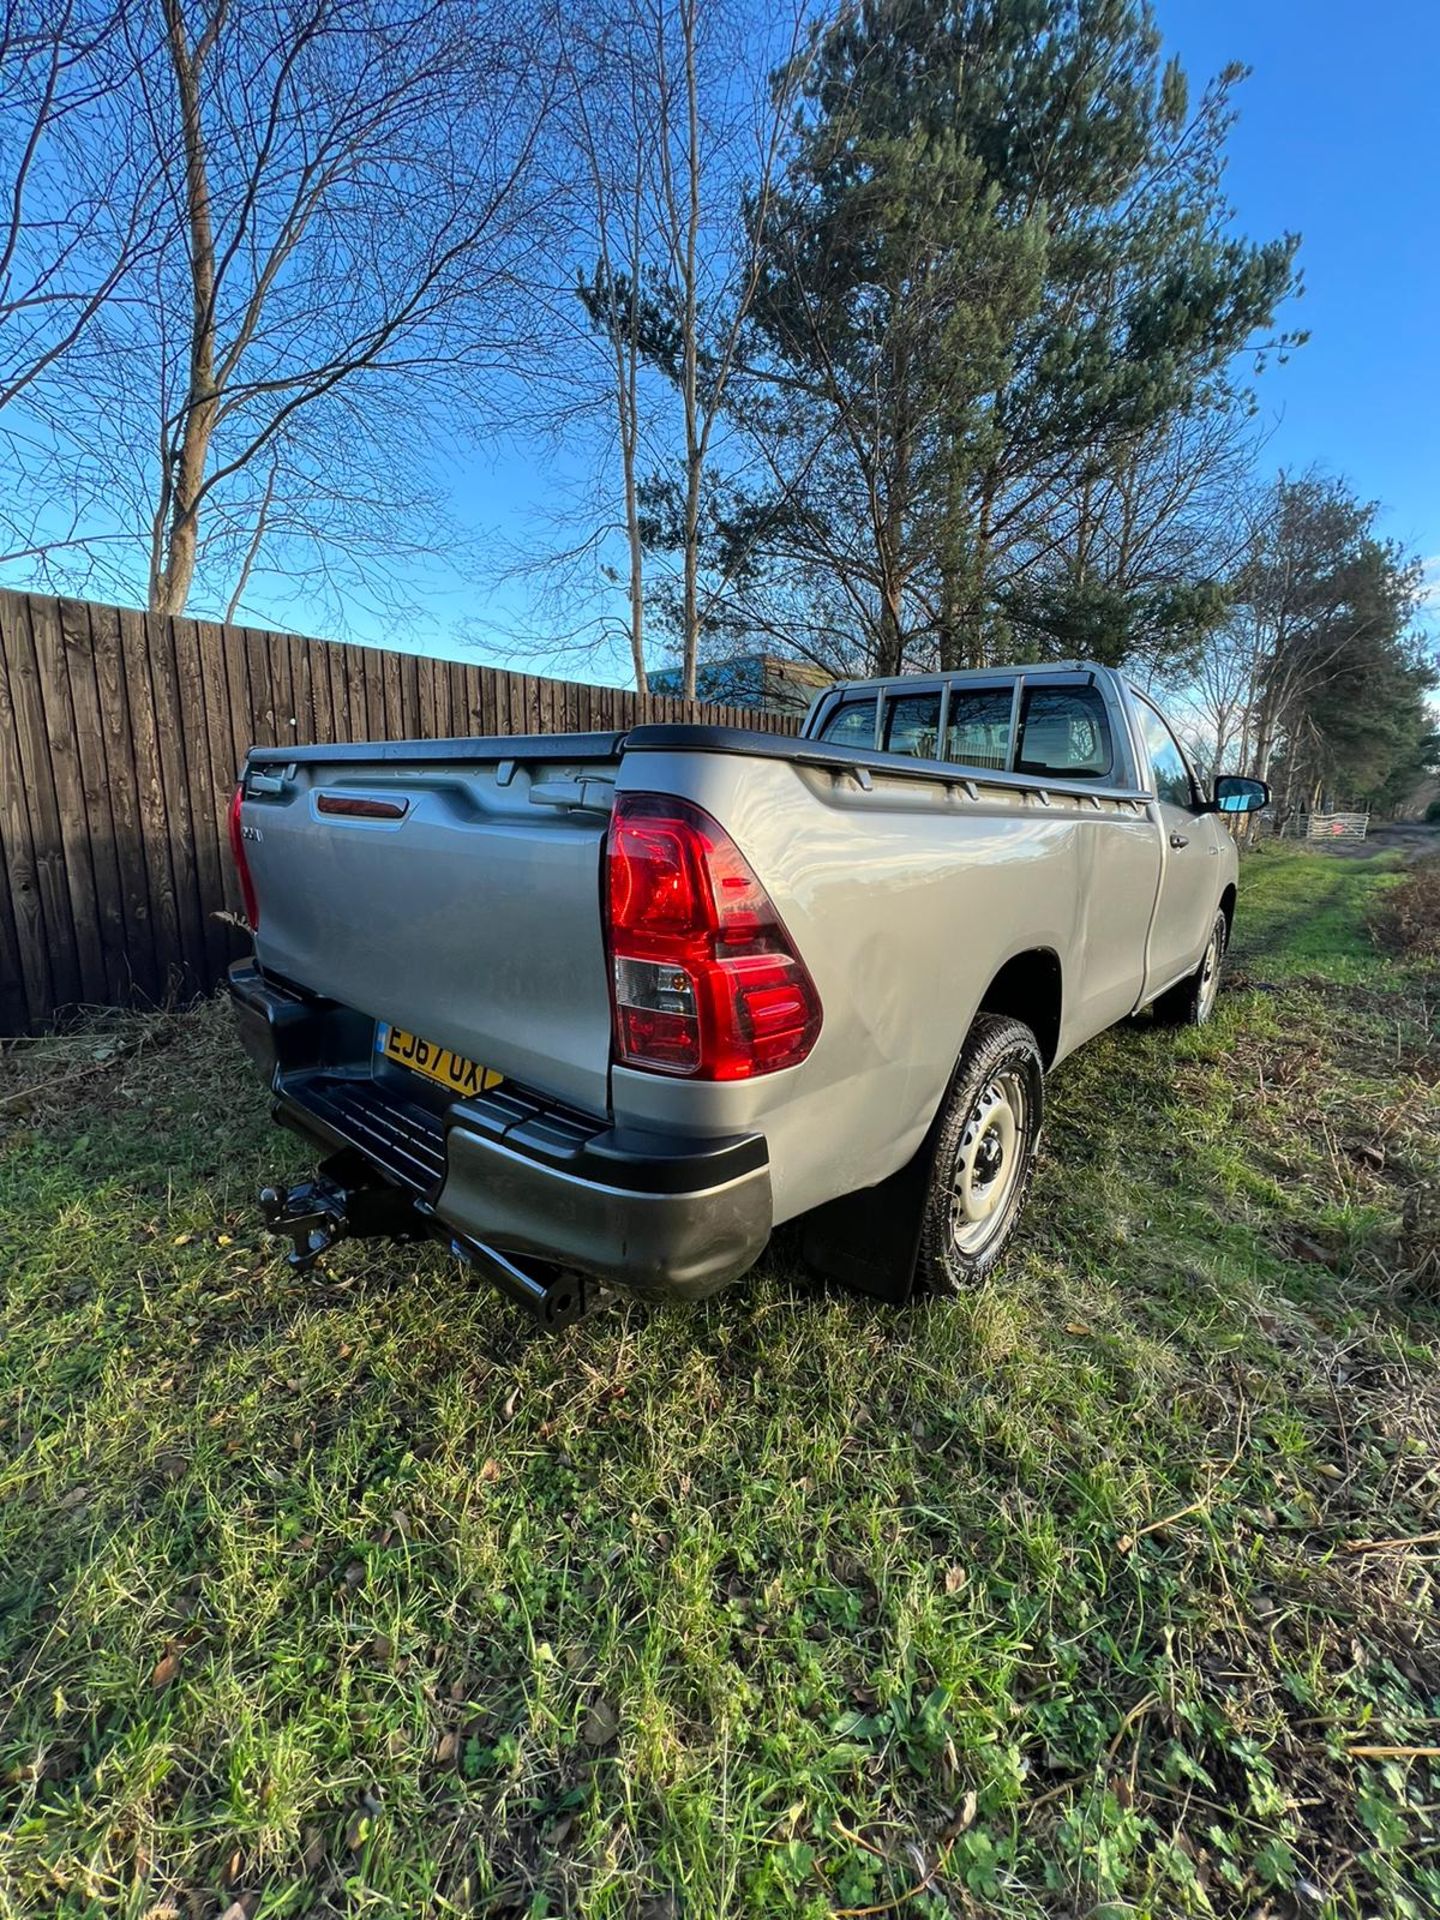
left=1169, top=831, right=1189, bottom=849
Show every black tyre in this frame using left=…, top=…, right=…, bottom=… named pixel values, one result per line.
left=1153, top=908, right=1228, bottom=1028
left=917, top=1013, right=1045, bottom=1296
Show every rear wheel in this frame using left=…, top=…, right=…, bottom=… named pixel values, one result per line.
left=917, top=1014, right=1044, bottom=1296
left=1153, top=908, right=1228, bottom=1027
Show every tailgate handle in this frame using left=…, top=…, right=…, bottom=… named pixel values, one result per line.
left=245, top=768, right=291, bottom=797
left=317, top=792, right=410, bottom=820
left=528, top=776, right=615, bottom=814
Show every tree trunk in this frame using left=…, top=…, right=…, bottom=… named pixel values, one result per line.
left=620, top=237, right=646, bottom=694
left=875, top=592, right=905, bottom=678
left=149, top=0, right=219, bottom=617
left=1242, top=687, right=1282, bottom=844
left=936, top=437, right=966, bottom=671
left=874, top=389, right=910, bottom=677
left=968, top=470, right=997, bottom=669
left=675, top=0, right=702, bottom=697
left=622, top=397, right=646, bottom=694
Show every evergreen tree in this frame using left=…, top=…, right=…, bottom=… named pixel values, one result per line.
left=1236, top=475, right=1436, bottom=816
left=729, top=0, right=1301, bottom=674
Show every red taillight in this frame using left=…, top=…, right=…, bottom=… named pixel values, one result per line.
left=605, top=793, right=822, bottom=1079
left=228, top=785, right=260, bottom=931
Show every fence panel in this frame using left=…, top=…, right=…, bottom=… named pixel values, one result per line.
left=0, top=587, right=803, bottom=1030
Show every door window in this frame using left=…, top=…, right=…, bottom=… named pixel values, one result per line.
left=1015, top=685, right=1112, bottom=779
left=1136, top=699, right=1196, bottom=809
left=943, top=688, right=1012, bottom=770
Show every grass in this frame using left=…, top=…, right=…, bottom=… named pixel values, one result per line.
left=2, top=846, right=1438, bottom=1920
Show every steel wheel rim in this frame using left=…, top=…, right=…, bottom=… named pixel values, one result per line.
left=950, top=1069, right=1029, bottom=1257
left=1199, top=922, right=1223, bottom=1018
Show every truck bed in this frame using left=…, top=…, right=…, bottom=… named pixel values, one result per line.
left=238, top=719, right=1157, bottom=1219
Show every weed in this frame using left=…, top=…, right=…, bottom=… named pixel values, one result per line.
left=1368, top=854, right=1440, bottom=962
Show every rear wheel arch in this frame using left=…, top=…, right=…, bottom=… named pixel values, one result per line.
left=797, top=986, right=1053, bottom=1304
left=976, top=947, right=1062, bottom=1068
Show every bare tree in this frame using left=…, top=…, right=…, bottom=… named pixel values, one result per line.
left=0, top=1, right=163, bottom=414
left=556, top=14, right=659, bottom=692
left=523, top=0, right=810, bottom=694
left=1162, top=472, right=1427, bottom=833
left=641, top=0, right=814, bottom=691
left=998, top=405, right=1263, bottom=676
left=4, top=0, right=553, bottom=622
left=1180, top=621, right=1256, bottom=773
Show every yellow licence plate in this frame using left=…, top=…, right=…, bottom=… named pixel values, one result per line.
left=378, top=1024, right=503, bottom=1097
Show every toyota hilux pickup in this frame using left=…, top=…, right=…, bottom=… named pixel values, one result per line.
left=227, top=661, right=1267, bottom=1324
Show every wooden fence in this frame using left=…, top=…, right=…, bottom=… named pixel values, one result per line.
left=0, top=588, right=800, bottom=1032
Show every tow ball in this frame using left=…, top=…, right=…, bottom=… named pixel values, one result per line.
left=258, top=1152, right=419, bottom=1272
left=258, top=1177, right=348, bottom=1270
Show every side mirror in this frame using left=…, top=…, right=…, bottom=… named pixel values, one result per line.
left=1211, top=774, right=1270, bottom=815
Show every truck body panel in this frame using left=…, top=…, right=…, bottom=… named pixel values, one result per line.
left=604, top=743, right=1163, bottom=1222
left=241, top=738, right=623, bottom=1115
left=229, top=665, right=1241, bottom=1303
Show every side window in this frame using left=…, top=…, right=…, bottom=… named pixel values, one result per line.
left=817, top=695, right=878, bottom=748
left=944, top=688, right=1012, bottom=771
left=1015, top=685, right=1112, bottom=779
left=1137, top=700, right=1195, bottom=809
left=882, top=690, right=942, bottom=759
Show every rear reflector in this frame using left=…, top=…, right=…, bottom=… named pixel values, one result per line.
left=605, top=793, right=822, bottom=1079
left=227, top=785, right=260, bottom=931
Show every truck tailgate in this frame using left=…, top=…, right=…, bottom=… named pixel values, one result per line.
left=238, top=737, right=620, bottom=1116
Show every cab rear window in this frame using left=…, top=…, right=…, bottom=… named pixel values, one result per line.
left=818, top=678, right=1115, bottom=782
left=1015, top=685, right=1112, bottom=779
left=883, top=691, right=941, bottom=758
left=944, top=688, right=1011, bottom=770
left=816, top=696, right=878, bottom=748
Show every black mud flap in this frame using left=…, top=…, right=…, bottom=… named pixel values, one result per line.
left=798, top=1131, right=938, bottom=1306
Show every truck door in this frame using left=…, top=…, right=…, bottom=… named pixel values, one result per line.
left=1133, top=694, right=1223, bottom=997
left=1012, top=677, right=1161, bottom=1040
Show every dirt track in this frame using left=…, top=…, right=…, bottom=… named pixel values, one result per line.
left=1305, top=820, right=1440, bottom=860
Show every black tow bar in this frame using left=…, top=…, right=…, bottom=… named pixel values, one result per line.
left=259, top=1153, right=417, bottom=1270
left=257, top=1152, right=591, bottom=1329
left=446, top=1232, right=591, bottom=1330
left=259, top=1178, right=346, bottom=1270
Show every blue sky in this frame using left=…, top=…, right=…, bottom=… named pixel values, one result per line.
left=1162, top=0, right=1440, bottom=613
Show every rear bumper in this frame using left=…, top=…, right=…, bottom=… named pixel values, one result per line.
left=228, top=962, right=771, bottom=1301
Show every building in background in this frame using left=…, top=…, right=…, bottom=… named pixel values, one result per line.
left=647, top=653, right=834, bottom=718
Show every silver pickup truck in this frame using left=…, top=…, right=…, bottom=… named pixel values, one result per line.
left=227, top=662, right=1267, bottom=1323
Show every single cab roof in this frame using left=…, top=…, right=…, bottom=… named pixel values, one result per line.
left=803, top=661, right=1153, bottom=796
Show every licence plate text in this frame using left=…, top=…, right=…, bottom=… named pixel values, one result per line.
left=378, top=1024, right=502, bottom=1097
